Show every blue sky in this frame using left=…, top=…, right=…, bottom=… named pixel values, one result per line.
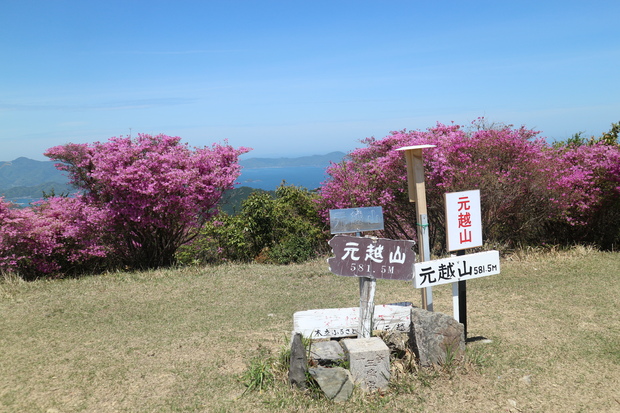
left=2, top=0, right=619, bottom=161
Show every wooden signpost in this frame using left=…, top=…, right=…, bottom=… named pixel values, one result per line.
left=396, top=145, right=436, bottom=311
left=328, top=234, right=416, bottom=336
left=326, top=207, right=416, bottom=338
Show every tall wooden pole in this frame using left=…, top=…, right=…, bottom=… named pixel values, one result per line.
left=396, top=145, right=436, bottom=311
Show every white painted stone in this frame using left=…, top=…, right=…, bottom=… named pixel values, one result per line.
left=342, top=337, right=390, bottom=392
left=293, top=304, right=411, bottom=339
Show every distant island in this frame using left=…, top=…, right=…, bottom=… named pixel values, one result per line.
left=239, top=151, right=345, bottom=168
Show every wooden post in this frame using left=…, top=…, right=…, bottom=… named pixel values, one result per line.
left=358, top=276, right=376, bottom=338
left=396, top=145, right=436, bottom=311
left=355, top=231, right=376, bottom=338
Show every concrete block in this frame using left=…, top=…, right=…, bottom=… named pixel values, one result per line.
left=342, top=337, right=390, bottom=392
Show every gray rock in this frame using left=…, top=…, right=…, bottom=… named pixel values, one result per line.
left=309, top=340, right=346, bottom=366
left=308, top=366, right=354, bottom=402
left=380, top=330, right=414, bottom=358
left=410, top=307, right=465, bottom=366
left=288, top=333, right=308, bottom=389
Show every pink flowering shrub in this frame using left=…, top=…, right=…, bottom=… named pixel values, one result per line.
left=43, top=134, right=249, bottom=269
left=318, top=120, right=618, bottom=251
left=554, top=142, right=620, bottom=247
left=0, top=196, right=108, bottom=279
left=0, top=199, right=55, bottom=277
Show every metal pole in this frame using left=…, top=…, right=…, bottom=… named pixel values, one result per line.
left=456, top=249, right=467, bottom=339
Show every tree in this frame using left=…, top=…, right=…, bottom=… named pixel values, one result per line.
left=45, top=134, right=249, bottom=269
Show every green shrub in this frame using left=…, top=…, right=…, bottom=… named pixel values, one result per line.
left=178, top=184, right=330, bottom=265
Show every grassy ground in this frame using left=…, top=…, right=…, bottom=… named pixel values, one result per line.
left=1, top=246, right=619, bottom=412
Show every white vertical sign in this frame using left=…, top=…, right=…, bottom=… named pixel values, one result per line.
left=445, top=190, right=483, bottom=251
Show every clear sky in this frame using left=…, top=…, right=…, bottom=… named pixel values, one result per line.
left=2, top=0, right=619, bottom=161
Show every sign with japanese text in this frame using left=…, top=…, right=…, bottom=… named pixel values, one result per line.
left=293, top=304, right=412, bottom=339
left=328, top=235, right=416, bottom=280
left=413, top=250, right=500, bottom=288
left=445, top=190, right=483, bottom=251
left=329, top=206, right=384, bottom=234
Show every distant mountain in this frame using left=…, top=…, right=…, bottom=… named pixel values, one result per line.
left=0, top=157, right=71, bottom=199
left=239, top=151, right=345, bottom=168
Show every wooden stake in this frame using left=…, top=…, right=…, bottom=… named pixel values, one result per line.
left=354, top=231, right=376, bottom=338
left=397, top=145, right=436, bottom=311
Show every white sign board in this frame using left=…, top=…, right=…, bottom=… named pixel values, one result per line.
left=293, top=304, right=412, bottom=339
left=445, top=190, right=483, bottom=251
left=413, top=250, right=500, bottom=288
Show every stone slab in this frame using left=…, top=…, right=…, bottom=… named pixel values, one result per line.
left=293, top=304, right=412, bottom=339
left=310, top=341, right=346, bottom=366
left=288, top=333, right=308, bottom=388
left=309, top=366, right=354, bottom=402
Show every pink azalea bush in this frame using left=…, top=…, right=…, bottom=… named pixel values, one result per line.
left=553, top=142, right=620, bottom=247
left=0, top=196, right=108, bottom=279
left=0, top=134, right=248, bottom=278
left=319, top=120, right=620, bottom=250
left=44, top=134, right=249, bottom=269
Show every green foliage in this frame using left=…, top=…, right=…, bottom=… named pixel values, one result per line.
left=241, top=346, right=277, bottom=394
left=218, top=186, right=274, bottom=215
left=178, top=184, right=330, bottom=265
left=558, top=121, right=620, bottom=148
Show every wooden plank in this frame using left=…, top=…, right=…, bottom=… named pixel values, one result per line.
left=293, top=304, right=412, bottom=339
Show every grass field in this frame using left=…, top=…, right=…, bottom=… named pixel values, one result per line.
left=1, top=246, right=619, bottom=412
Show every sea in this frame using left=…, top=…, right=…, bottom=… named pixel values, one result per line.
left=5, top=166, right=331, bottom=207
left=236, top=166, right=330, bottom=191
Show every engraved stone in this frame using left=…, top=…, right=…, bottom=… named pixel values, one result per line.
left=341, top=337, right=390, bottom=392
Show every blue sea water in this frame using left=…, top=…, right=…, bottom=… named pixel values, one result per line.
left=4, top=167, right=331, bottom=206
left=237, top=166, right=330, bottom=191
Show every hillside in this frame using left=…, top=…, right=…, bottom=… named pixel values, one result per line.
left=0, top=157, right=71, bottom=199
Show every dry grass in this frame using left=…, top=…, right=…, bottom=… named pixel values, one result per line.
left=1, top=247, right=619, bottom=412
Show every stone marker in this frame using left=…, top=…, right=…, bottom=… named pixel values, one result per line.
left=310, top=341, right=346, bottom=366
left=308, top=366, right=354, bottom=402
left=342, top=337, right=390, bottom=392
left=410, top=307, right=465, bottom=366
left=288, top=333, right=308, bottom=389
